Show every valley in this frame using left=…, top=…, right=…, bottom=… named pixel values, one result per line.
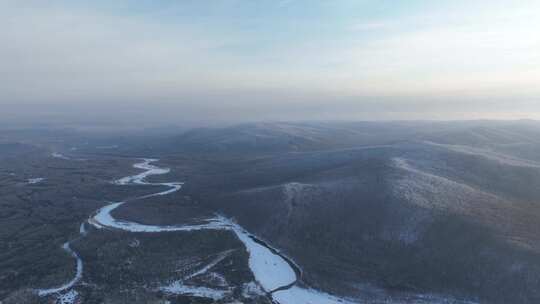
left=2, top=121, right=540, bottom=303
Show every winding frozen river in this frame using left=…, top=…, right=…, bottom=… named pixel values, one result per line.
left=38, top=158, right=353, bottom=304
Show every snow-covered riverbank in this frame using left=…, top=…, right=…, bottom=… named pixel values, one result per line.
left=37, top=158, right=354, bottom=304
left=37, top=242, right=83, bottom=299
left=90, top=201, right=227, bottom=232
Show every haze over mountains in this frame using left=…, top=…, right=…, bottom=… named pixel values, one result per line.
left=2, top=1, right=540, bottom=125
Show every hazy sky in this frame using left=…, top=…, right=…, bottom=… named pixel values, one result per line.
left=2, top=0, right=540, bottom=126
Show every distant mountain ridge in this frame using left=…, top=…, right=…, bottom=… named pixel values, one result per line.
left=161, top=120, right=540, bottom=303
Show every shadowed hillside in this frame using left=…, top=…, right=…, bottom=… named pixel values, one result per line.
left=165, top=121, right=540, bottom=303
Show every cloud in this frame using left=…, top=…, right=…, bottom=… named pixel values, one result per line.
left=0, top=0, right=539, bottom=126
left=0, top=2, right=251, bottom=102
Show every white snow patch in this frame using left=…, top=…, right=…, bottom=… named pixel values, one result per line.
left=114, top=158, right=170, bottom=185
left=79, top=222, right=87, bottom=236
left=52, top=152, right=70, bottom=160
left=273, top=286, right=356, bottom=304
left=283, top=182, right=307, bottom=203
left=56, top=290, right=79, bottom=304
left=96, top=145, right=119, bottom=149
left=392, top=157, right=508, bottom=216
left=90, top=202, right=227, bottom=232
left=186, top=251, right=232, bottom=279
left=27, top=178, right=45, bottom=184
left=159, top=280, right=230, bottom=300
left=223, top=218, right=296, bottom=292
left=137, top=182, right=183, bottom=199
left=242, top=282, right=265, bottom=298
left=207, top=272, right=228, bottom=287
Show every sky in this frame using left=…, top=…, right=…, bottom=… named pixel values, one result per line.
left=1, top=0, right=540, bottom=127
